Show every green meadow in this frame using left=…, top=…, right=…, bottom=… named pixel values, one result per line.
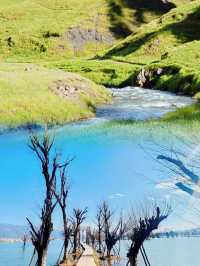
left=0, top=63, right=110, bottom=127
left=0, top=0, right=200, bottom=126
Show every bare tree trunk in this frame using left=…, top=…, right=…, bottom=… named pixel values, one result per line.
left=101, top=201, right=126, bottom=259
left=26, top=133, right=66, bottom=266
left=71, top=208, right=87, bottom=259
left=62, top=212, right=68, bottom=262
left=63, top=238, right=68, bottom=262
left=127, top=205, right=171, bottom=266
left=129, top=257, right=137, bottom=266
left=127, top=244, right=140, bottom=266
left=53, top=157, right=72, bottom=264
left=37, top=248, right=48, bottom=266
left=107, top=248, right=111, bottom=258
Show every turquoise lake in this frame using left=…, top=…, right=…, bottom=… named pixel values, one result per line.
left=0, top=87, right=199, bottom=265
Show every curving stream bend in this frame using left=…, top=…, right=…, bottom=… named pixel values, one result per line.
left=96, top=87, right=195, bottom=121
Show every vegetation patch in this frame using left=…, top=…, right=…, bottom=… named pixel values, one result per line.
left=0, top=63, right=111, bottom=127
left=48, top=59, right=139, bottom=87
left=0, top=0, right=189, bottom=60
left=96, top=1, right=200, bottom=104
left=161, top=103, right=200, bottom=122
left=0, top=0, right=199, bottom=126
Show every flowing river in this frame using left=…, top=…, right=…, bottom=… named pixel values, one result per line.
left=0, top=87, right=199, bottom=266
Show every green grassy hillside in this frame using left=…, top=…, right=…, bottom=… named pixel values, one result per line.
left=0, top=0, right=190, bottom=61
left=47, top=1, right=200, bottom=92
left=103, top=1, right=200, bottom=62
left=92, top=1, right=200, bottom=99
left=0, top=0, right=199, bottom=127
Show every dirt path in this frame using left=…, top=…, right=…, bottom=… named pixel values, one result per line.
left=77, top=245, right=96, bottom=266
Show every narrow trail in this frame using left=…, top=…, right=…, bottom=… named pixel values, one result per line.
left=77, top=245, right=96, bottom=266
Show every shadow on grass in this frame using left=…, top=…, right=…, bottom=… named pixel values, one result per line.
left=104, top=5, right=200, bottom=59
left=103, top=31, right=156, bottom=58
left=107, top=0, right=176, bottom=38
left=163, top=6, right=200, bottom=43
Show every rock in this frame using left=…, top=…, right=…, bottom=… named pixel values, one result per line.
left=24, top=67, right=32, bottom=71
left=136, top=69, right=153, bottom=88
left=157, top=68, right=163, bottom=75
left=66, top=27, right=114, bottom=52
left=136, top=67, right=164, bottom=88
left=51, top=80, right=87, bottom=100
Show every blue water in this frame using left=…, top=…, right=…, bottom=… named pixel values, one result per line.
left=117, top=238, right=200, bottom=266
left=0, top=241, right=63, bottom=266
left=0, top=87, right=198, bottom=265
left=1, top=238, right=200, bottom=266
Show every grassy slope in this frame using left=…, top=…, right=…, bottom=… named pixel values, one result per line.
left=0, top=63, right=110, bottom=127
left=50, top=1, right=200, bottom=91
left=103, top=1, right=200, bottom=62
left=0, top=0, right=190, bottom=61
left=0, top=0, right=110, bottom=59
left=100, top=0, right=200, bottom=95
left=47, top=59, right=139, bottom=87
left=0, top=0, right=197, bottom=126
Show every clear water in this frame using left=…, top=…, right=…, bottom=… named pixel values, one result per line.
left=0, top=88, right=198, bottom=265
left=115, top=238, right=200, bottom=266
left=1, top=238, right=200, bottom=266
left=96, top=87, right=195, bottom=120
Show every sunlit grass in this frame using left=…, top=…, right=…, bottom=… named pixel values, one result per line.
left=46, top=59, right=139, bottom=87
left=161, top=103, right=200, bottom=122
left=0, top=63, right=110, bottom=127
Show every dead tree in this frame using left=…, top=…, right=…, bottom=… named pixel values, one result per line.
left=70, top=208, right=88, bottom=258
left=101, top=201, right=126, bottom=258
left=26, top=133, right=61, bottom=266
left=22, top=234, right=28, bottom=251
left=95, top=204, right=104, bottom=253
left=85, top=227, right=91, bottom=245
left=127, top=204, right=171, bottom=266
left=86, top=227, right=95, bottom=247
left=54, top=158, right=73, bottom=263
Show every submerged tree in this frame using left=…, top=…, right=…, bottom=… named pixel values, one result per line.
left=54, top=158, right=73, bottom=264
left=101, top=201, right=126, bottom=258
left=85, top=226, right=96, bottom=247
left=22, top=234, right=28, bottom=252
left=127, top=204, right=171, bottom=266
left=95, top=204, right=104, bottom=253
left=70, top=208, right=88, bottom=258
left=27, top=132, right=66, bottom=266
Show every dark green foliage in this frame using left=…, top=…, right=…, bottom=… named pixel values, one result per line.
left=43, top=31, right=60, bottom=38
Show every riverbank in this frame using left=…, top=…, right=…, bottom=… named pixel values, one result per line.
left=0, top=0, right=200, bottom=127
left=0, top=63, right=111, bottom=127
left=0, top=85, right=196, bottom=132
